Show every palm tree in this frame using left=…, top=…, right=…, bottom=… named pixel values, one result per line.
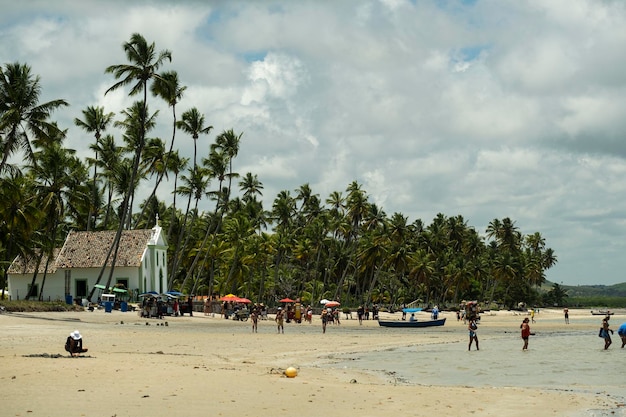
left=211, top=129, right=242, bottom=203
left=28, top=137, right=84, bottom=299
left=88, top=33, right=171, bottom=301
left=133, top=70, right=186, bottom=228
left=74, top=106, right=114, bottom=231
left=0, top=62, right=68, bottom=173
left=0, top=172, right=41, bottom=299
left=177, top=107, right=212, bottom=170
left=239, top=172, right=263, bottom=202
left=89, top=134, right=123, bottom=229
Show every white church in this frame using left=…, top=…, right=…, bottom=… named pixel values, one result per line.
left=7, top=222, right=168, bottom=302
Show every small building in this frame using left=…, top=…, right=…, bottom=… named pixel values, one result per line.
left=7, top=222, right=168, bottom=302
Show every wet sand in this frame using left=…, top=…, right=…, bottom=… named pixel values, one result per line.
left=0, top=308, right=623, bottom=416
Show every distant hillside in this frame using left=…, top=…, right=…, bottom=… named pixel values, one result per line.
left=544, top=281, right=626, bottom=298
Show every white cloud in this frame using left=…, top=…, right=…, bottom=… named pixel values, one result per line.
left=3, top=0, right=626, bottom=285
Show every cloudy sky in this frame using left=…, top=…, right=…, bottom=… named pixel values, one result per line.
left=2, top=0, right=626, bottom=286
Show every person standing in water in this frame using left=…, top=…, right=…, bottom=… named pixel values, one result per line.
left=468, top=318, right=479, bottom=351
left=600, top=317, right=613, bottom=350
left=521, top=317, right=531, bottom=350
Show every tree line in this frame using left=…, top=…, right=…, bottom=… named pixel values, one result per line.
left=0, top=33, right=557, bottom=308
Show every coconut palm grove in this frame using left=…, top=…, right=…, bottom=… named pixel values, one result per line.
left=0, top=33, right=558, bottom=309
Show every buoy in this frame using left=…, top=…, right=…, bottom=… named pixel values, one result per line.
left=285, top=367, right=298, bottom=378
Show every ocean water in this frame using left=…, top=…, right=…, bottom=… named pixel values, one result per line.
left=323, top=316, right=626, bottom=416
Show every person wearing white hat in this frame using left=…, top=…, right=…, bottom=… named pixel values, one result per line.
left=64, top=330, right=88, bottom=357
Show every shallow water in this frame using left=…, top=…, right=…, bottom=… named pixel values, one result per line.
left=323, top=316, right=626, bottom=415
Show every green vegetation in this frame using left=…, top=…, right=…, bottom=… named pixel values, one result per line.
left=547, top=281, right=626, bottom=308
left=0, top=300, right=84, bottom=312
left=1, top=34, right=559, bottom=309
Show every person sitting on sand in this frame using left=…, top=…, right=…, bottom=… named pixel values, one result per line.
left=65, top=330, right=88, bottom=357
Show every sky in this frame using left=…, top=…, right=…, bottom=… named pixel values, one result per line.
left=1, top=0, right=626, bottom=286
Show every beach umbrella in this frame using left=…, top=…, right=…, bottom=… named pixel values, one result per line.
left=279, top=297, right=295, bottom=303
left=166, top=291, right=184, bottom=297
left=138, top=291, right=158, bottom=297
left=320, top=299, right=330, bottom=305
left=220, top=294, right=239, bottom=301
left=402, top=307, right=422, bottom=313
left=94, top=284, right=107, bottom=290
left=237, top=298, right=252, bottom=304
left=325, top=301, right=340, bottom=308
left=112, top=287, right=127, bottom=293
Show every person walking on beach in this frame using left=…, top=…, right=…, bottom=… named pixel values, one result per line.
left=600, top=317, right=612, bottom=350
left=275, top=307, right=285, bottom=334
left=468, top=318, right=479, bottom=351
left=357, top=305, right=364, bottom=325
left=521, top=317, right=532, bottom=350
left=617, top=322, right=626, bottom=348
left=321, top=309, right=329, bottom=333
left=564, top=308, right=569, bottom=324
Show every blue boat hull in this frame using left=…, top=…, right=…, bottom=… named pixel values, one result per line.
left=377, top=318, right=446, bottom=328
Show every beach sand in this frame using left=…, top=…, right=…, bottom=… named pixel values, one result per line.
left=0, top=307, right=622, bottom=417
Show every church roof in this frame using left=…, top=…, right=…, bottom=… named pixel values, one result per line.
left=56, top=229, right=155, bottom=269
left=6, top=248, right=61, bottom=275
left=8, top=228, right=160, bottom=274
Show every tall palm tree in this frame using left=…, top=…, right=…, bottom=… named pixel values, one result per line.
left=0, top=62, right=68, bottom=173
left=89, top=134, right=123, bottom=229
left=88, top=33, right=171, bottom=301
left=177, top=107, right=212, bottom=170
left=211, top=129, right=242, bottom=204
left=134, top=70, right=186, bottom=228
left=74, top=105, right=114, bottom=231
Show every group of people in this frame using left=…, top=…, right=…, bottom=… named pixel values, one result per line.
left=466, top=315, right=532, bottom=351
left=467, top=310, right=626, bottom=352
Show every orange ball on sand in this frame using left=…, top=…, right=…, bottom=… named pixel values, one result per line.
left=284, top=367, right=298, bottom=378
